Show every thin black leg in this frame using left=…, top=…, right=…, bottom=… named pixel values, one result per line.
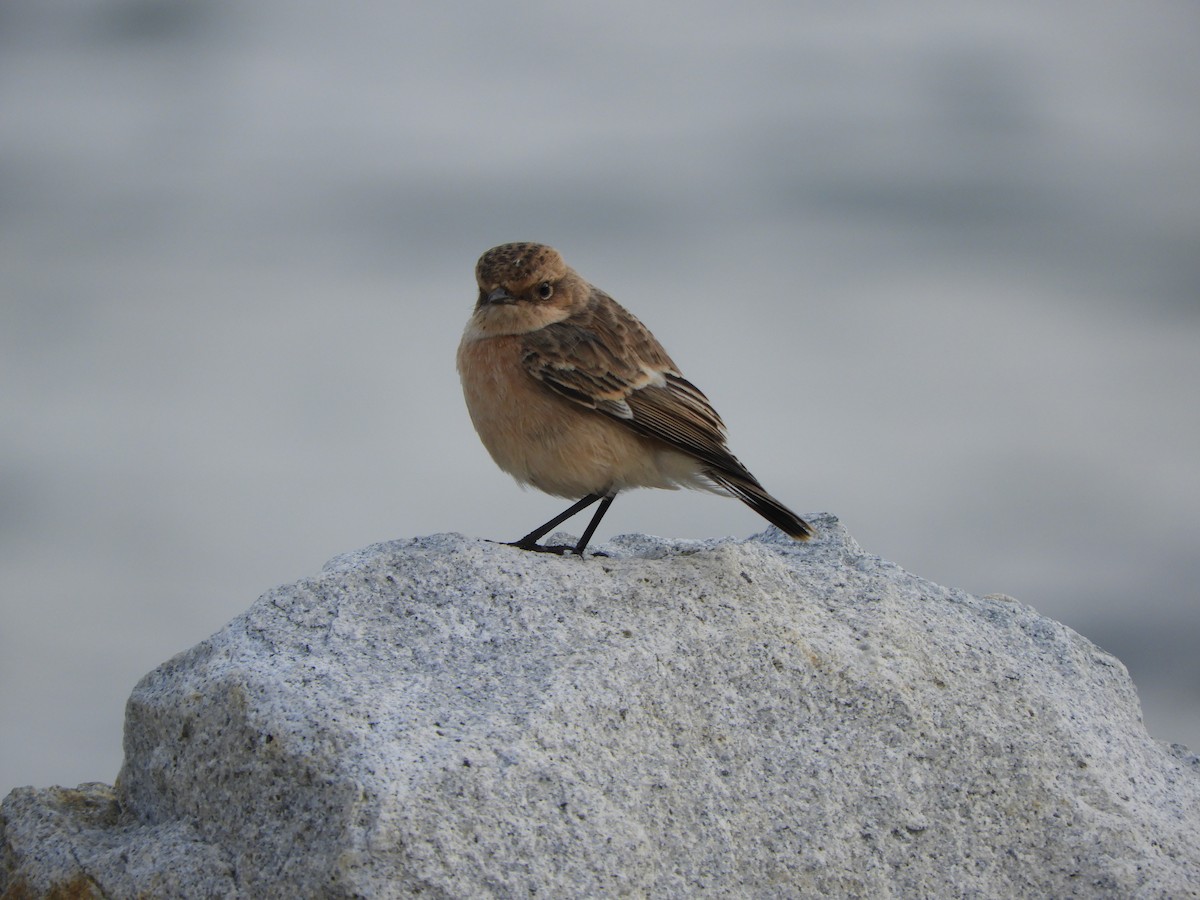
left=572, top=495, right=615, bottom=555
left=507, top=493, right=604, bottom=553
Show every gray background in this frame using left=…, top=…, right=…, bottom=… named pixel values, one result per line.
left=2, top=1, right=1197, bottom=792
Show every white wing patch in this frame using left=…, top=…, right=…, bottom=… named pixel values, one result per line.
left=598, top=398, right=634, bottom=419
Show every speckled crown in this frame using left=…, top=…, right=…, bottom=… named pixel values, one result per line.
left=475, top=242, right=566, bottom=290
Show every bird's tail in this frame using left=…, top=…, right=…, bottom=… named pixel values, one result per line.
left=707, top=470, right=814, bottom=541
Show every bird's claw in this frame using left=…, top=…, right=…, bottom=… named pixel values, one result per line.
left=508, top=540, right=576, bottom=555
left=487, top=539, right=608, bottom=557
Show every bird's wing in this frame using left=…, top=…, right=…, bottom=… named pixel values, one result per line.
left=521, top=291, right=752, bottom=477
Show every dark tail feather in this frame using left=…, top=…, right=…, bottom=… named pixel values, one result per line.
left=707, top=471, right=814, bottom=541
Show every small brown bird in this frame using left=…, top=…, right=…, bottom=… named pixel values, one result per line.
left=457, top=242, right=813, bottom=555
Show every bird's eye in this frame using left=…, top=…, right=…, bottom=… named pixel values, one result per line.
left=537, top=282, right=554, bottom=300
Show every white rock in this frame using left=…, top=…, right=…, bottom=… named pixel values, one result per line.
left=3, top=515, right=1198, bottom=897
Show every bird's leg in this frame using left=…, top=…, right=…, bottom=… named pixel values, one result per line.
left=572, top=495, right=615, bottom=556
left=506, top=493, right=605, bottom=554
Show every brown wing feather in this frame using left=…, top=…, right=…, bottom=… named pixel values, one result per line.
left=520, top=290, right=753, bottom=480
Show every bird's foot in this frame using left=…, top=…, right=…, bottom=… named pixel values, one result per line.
left=486, top=538, right=573, bottom=555
left=489, top=538, right=607, bottom=557
left=509, top=540, right=576, bottom=555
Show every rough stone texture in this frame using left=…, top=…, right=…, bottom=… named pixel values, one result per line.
left=3, top=514, right=1199, bottom=898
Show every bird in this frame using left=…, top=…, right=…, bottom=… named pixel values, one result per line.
left=457, top=242, right=813, bottom=556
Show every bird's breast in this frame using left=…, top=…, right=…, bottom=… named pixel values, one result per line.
left=456, top=332, right=697, bottom=497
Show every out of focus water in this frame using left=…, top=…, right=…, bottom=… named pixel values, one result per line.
left=2, top=1, right=1198, bottom=791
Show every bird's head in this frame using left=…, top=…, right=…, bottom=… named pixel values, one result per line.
left=469, top=242, right=585, bottom=336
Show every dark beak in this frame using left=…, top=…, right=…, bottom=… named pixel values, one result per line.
left=482, top=287, right=514, bottom=306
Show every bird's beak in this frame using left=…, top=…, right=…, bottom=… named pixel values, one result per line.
left=482, top=287, right=514, bottom=306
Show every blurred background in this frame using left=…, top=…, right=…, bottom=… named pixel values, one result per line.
left=2, top=1, right=1197, bottom=791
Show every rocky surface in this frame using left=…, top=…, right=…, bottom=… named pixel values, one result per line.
left=3, top=515, right=1198, bottom=897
